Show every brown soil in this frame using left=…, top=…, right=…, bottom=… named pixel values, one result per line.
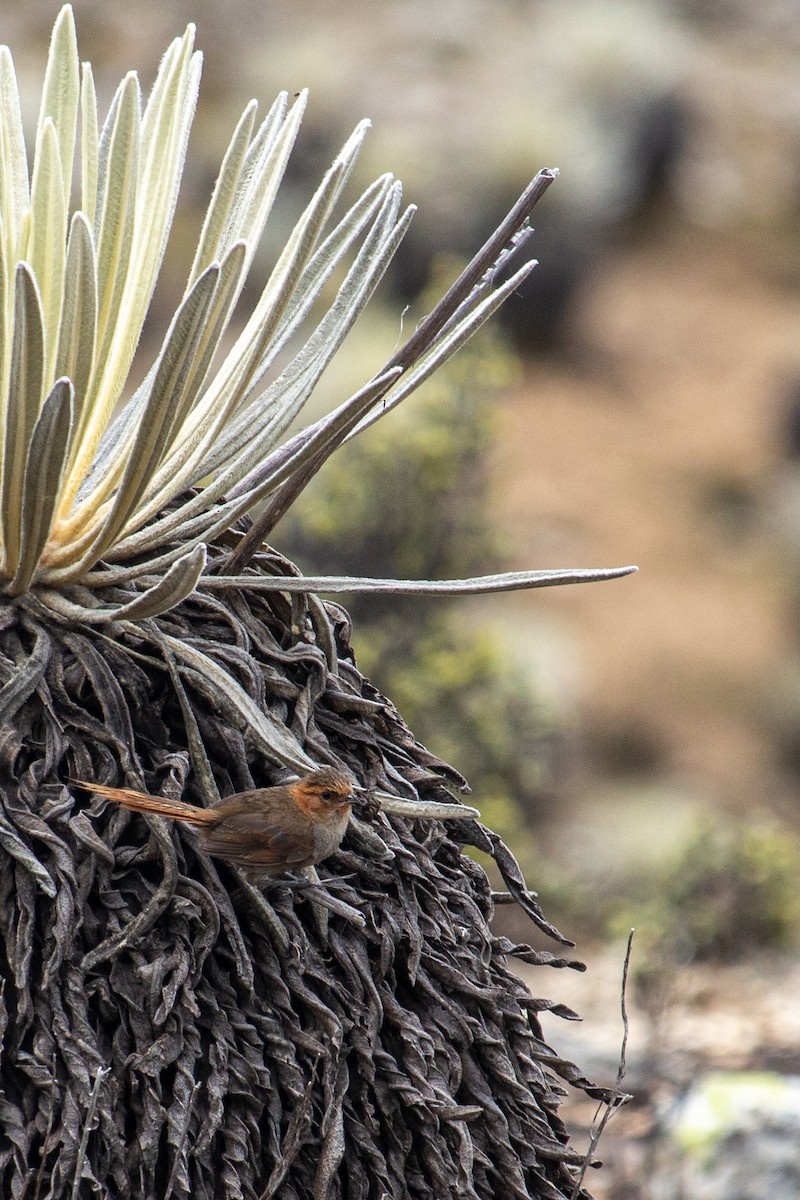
left=492, top=221, right=800, bottom=826
left=518, top=944, right=800, bottom=1200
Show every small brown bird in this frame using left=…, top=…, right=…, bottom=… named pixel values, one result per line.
left=78, top=767, right=355, bottom=874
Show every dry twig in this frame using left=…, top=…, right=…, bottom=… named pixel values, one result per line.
left=569, top=930, right=635, bottom=1200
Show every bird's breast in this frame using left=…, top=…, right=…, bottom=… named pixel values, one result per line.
left=310, top=806, right=351, bottom=864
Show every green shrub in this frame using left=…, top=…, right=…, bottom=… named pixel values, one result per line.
left=614, top=818, right=800, bottom=965
left=357, top=611, right=559, bottom=839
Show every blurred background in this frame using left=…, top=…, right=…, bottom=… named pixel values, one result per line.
left=6, top=1, right=800, bottom=1195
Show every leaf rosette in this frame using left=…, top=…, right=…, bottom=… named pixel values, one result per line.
left=0, top=6, right=634, bottom=627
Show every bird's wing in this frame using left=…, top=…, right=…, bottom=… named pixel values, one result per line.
left=202, top=811, right=312, bottom=868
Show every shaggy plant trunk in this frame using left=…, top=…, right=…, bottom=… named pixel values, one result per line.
left=0, top=536, right=607, bottom=1200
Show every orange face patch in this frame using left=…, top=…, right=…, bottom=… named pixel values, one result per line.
left=289, top=773, right=354, bottom=817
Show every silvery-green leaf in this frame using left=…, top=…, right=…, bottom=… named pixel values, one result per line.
left=374, top=795, right=480, bottom=820
left=194, top=186, right=411, bottom=492
left=35, top=4, right=78, bottom=206
left=223, top=91, right=305, bottom=272
left=124, top=242, right=248, bottom=528
left=103, top=358, right=324, bottom=564
left=68, top=245, right=222, bottom=564
left=172, top=171, right=395, bottom=490
left=212, top=91, right=287, bottom=261
left=220, top=201, right=412, bottom=504
left=198, top=565, right=640, bottom=596
left=56, top=212, right=97, bottom=441
left=236, top=172, right=394, bottom=397
left=104, top=544, right=206, bottom=620
left=105, top=365, right=402, bottom=566
left=68, top=43, right=202, bottom=505
left=177, top=159, right=351, bottom=460
left=71, top=368, right=401, bottom=585
left=38, top=545, right=204, bottom=622
left=1, top=266, right=45, bottom=578
left=58, top=296, right=212, bottom=578
left=273, top=180, right=405, bottom=379
left=0, top=214, right=6, bottom=414
left=73, top=360, right=157, bottom=507
left=185, top=316, right=338, bottom=493
left=82, top=240, right=245, bottom=537
left=93, top=74, right=123, bottom=224
left=139, top=31, right=185, bottom=150
left=160, top=96, right=303, bottom=455
left=80, top=62, right=98, bottom=223
left=31, top=588, right=102, bottom=622
left=58, top=71, right=140, bottom=509
left=86, top=263, right=222, bottom=558
left=110, top=356, right=326, bottom=560
left=187, top=99, right=257, bottom=286
left=136, top=29, right=200, bottom=311
left=92, top=72, right=140, bottom=366
left=0, top=47, right=30, bottom=255
left=215, top=118, right=371, bottom=394
left=102, top=181, right=410, bottom=562
left=155, top=245, right=246, bottom=454
left=28, top=119, right=67, bottom=382
left=9, top=378, right=73, bottom=595
left=255, top=172, right=392, bottom=351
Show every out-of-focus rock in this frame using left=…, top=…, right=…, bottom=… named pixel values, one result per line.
left=661, top=1072, right=800, bottom=1200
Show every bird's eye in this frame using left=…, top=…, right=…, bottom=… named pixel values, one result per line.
left=320, top=790, right=332, bottom=800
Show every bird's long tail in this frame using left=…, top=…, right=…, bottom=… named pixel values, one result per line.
left=75, top=781, right=219, bottom=827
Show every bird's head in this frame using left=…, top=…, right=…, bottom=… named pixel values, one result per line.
left=289, top=767, right=355, bottom=817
